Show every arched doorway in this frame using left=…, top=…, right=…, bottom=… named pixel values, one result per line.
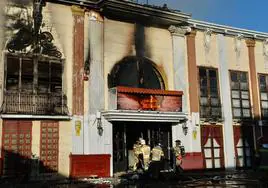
left=109, top=56, right=173, bottom=173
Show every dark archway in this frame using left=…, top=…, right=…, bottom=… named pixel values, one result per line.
left=108, top=56, right=165, bottom=89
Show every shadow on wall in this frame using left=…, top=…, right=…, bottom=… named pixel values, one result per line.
left=235, top=117, right=268, bottom=170
left=0, top=149, right=112, bottom=187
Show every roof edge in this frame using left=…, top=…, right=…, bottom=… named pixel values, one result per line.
left=189, top=19, right=268, bottom=40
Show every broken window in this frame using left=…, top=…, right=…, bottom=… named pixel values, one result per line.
left=230, top=71, right=251, bottom=119
left=198, top=67, right=221, bottom=119
left=6, top=56, right=62, bottom=93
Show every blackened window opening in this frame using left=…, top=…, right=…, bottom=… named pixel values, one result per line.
left=198, top=67, right=221, bottom=119
left=4, top=55, right=67, bottom=115
left=109, top=56, right=165, bottom=90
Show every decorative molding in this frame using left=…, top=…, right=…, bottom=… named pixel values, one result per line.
left=87, top=10, right=103, bottom=22
left=204, top=28, right=212, bottom=51
left=189, top=19, right=268, bottom=40
left=102, top=110, right=188, bottom=123
left=263, top=39, right=268, bottom=71
left=186, top=30, right=197, bottom=38
left=234, top=34, right=243, bottom=67
left=263, top=39, right=268, bottom=57
left=71, top=5, right=85, bottom=16
left=204, top=28, right=213, bottom=64
left=168, top=25, right=191, bottom=37
left=245, top=39, right=255, bottom=47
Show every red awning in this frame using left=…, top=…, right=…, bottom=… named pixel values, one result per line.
left=116, top=86, right=183, bottom=96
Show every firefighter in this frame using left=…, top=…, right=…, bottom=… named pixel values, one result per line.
left=173, top=139, right=185, bottom=173
left=133, top=139, right=142, bottom=171
left=150, top=143, right=164, bottom=178
left=151, top=143, right=164, bottom=162
left=140, top=138, right=151, bottom=170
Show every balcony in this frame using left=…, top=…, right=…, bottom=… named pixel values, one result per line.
left=109, top=86, right=183, bottom=112
left=1, top=91, right=68, bottom=116
left=104, top=86, right=186, bottom=123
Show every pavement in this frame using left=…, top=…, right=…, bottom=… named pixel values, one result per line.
left=0, top=169, right=267, bottom=187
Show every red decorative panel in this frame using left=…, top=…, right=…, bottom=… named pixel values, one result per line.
left=181, top=152, right=204, bottom=170
left=2, top=120, right=32, bottom=175
left=116, top=87, right=183, bottom=112
left=70, top=154, right=111, bottom=178
left=40, top=121, right=59, bottom=173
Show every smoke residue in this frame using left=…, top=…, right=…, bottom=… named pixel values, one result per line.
left=134, top=23, right=145, bottom=58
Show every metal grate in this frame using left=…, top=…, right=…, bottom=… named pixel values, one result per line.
left=2, top=91, right=68, bottom=115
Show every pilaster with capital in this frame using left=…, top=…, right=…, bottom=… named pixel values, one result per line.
left=186, top=30, right=199, bottom=113
left=72, top=5, right=85, bottom=116
left=246, top=39, right=260, bottom=119
left=168, top=25, right=191, bottom=37
left=71, top=5, right=85, bottom=155
left=168, top=25, right=191, bottom=113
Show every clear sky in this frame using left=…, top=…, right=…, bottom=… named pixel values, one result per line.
left=139, top=0, right=268, bottom=33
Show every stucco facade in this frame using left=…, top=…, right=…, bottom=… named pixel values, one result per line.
left=0, top=0, right=268, bottom=179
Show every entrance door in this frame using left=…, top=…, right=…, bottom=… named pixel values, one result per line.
left=113, top=123, right=127, bottom=173
left=233, top=125, right=254, bottom=168
left=2, top=120, right=32, bottom=176
left=148, top=125, right=172, bottom=162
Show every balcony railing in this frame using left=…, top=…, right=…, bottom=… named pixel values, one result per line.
left=1, top=91, right=68, bottom=115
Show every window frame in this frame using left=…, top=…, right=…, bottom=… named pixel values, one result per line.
left=198, top=66, right=222, bottom=120
left=258, top=73, right=268, bottom=119
left=229, top=70, right=251, bottom=120
left=4, top=54, right=63, bottom=94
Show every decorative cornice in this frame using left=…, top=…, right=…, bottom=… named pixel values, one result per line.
left=189, top=19, right=268, bottom=40
left=71, top=5, right=85, bottom=16
left=246, top=39, right=256, bottom=47
left=168, top=25, right=191, bottom=36
left=102, top=110, right=188, bottom=123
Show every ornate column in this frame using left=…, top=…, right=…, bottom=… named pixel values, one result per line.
left=71, top=6, right=85, bottom=154
left=168, top=25, right=191, bottom=112
left=246, top=39, right=260, bottom=119
left=217, top=34, right=235, bottom=168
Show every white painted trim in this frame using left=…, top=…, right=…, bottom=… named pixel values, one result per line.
left=189, top=19, right=268, bottom=39
left=102, top=110, right=188, bottom=122
left=0, top=114, right=72, bottom=120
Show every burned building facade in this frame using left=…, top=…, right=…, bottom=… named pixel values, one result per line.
left=0, top=0, right=267, bottom=178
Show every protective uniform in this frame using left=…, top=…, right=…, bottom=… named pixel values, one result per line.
left=133, top=141, right=142, bottom=171
left=151, top=145, right=164, bottom=162
left=173, top=145, right=182, bottom=166
left=173, top=140, right=184, bottom=173
left=150, top=144, right=164, bottom=179
left=140, top=139, right=151, bottom=170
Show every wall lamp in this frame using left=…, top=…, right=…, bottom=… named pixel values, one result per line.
left=182, top=121, right=188, bottom=136
left=96, top=111, right=103, bottom=136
